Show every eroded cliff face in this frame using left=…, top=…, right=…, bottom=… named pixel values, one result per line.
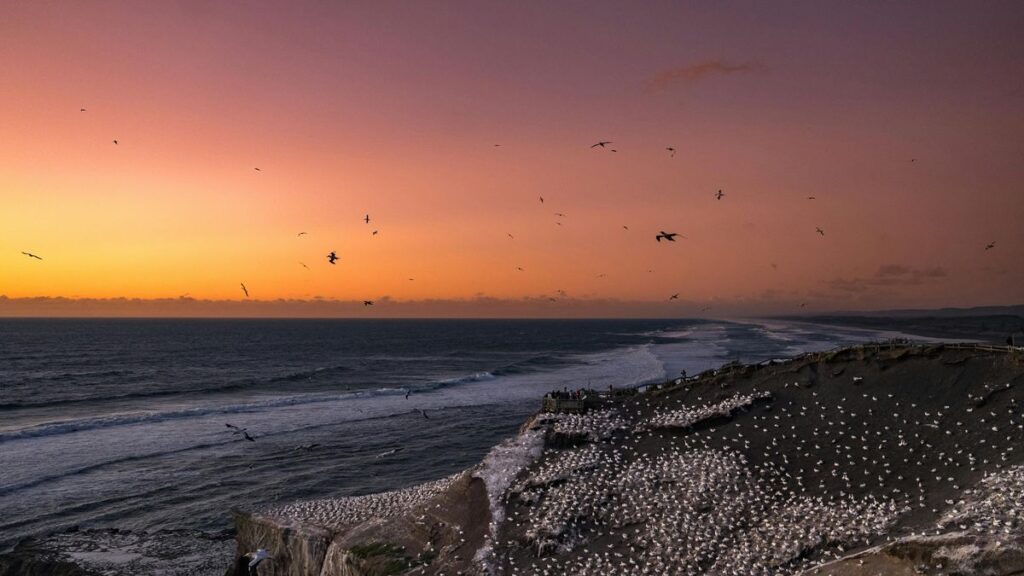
left=230, top=471, right=491, bottom=576
left=227, top=513, right=333, bottom=576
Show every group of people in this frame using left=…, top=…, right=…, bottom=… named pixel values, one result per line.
left=546, top=387, right=592, bottom=401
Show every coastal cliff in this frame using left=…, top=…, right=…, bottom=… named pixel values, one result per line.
left=229, top=343, right=1024, bottom=576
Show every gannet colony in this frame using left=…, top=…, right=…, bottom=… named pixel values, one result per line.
left=3, top=343, right=1021, bottom=576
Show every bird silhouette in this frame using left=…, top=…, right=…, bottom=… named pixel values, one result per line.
left=816, top=227, right=825, bottom=236
left=363, top=300, right=374, bottom=306
left=539, top=196, right=544, bottom=203
left=364, top=214, right=370, bottom=224
left=112, top=139, right=118, bottom=145
left=985, top=241, right=996, bottom=250
left=254, top=167, right=261, bottom=172
left=622, top=225, right=629, bottom=230
left=666, top=146, right=676, bottom=157
left=372, top=230, right=379, bottom=235
left=240, top=283, right=249, bottom=298
left=656, top=231, right=681, bottom=242
left=516, top=266, right=525, bottom=271
left=715, top=190, right=725, bottom=200
left=807, top=196, right=816, bottom=200
left=79, top=108, right=87, bottom=112
left=591, top=141, right=612, bottom=148
left=297, top=232, right=307, bottom=236
left=554, top=212, right=567, bottom=217
left=300, top=262, right=309, bottom=269
left=20, top=252, right=42, bottom=260
left=242, top=431, right=256, bottom=442
left=508, top=233, right=514, bottom=239
left=669, top=293, right=679, bottom=300
left=327, top=251, right=338, bottom=264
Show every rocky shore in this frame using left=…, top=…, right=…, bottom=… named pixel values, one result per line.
left=5, top=342, right=1023, bottom=575
left=224, top=342, right=1024, bottom=576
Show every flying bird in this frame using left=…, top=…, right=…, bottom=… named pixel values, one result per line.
left=363, top=300, right=374, bottom=306
left=816, top=227, right=825, bottom=236
left=800, top=302, right=808, bottom=308
left=715, top=189, right=725, bottom=200
left=327, top=251, right=338, bottom=264
left=364, top=214, right=370, bottom=224
left=112, top=139, right=118, bottom=145
left=79, top=108, right=87, bottom=112
left=516, top=266, right=524, bottom=271
left=242, top=431, right=256, bottom=442
left=240, top=283, right=249, bottom=298
left=985, top=241, right=996, bottom=251
left=225, top=423, right=245, bottom=431
left=591, top=141, right=612, bottom=148
left=539, top=196, right=544, bottom=203
left=701, top=306, right=712, bottom=312
left=622, top=225, right=629, bottom=230
left=554, top=212, right=567, bottom=217
left=655, top=231, right=681, bottom=242
left=669, top=293, right=679, bottom=300
left=20, top=252, right=42, bottom=260
left=405, top=390, right=411, bottom=400
left=507, top=233, right=514, bottom=239
left=245, top=549, right=273, bottom=572
left=666, top=146, right=676, bottom=157
left=372, top=230, right=379, bottom=235
left=254, top=167, right=261, bottom=172
left=807, top=196, right=816, bottom=200
left=548, top=297, right=557, bottom=302
left=300, top=262, right=309, bottom=270
left=297, top=232, right=307, bottom=236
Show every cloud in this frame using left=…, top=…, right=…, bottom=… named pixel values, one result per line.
left=826, top=265, right=948, bottom=293
left=647, top=60, right=756, bottom=91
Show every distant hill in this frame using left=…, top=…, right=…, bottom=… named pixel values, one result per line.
left=781, top=312, right=1024, bottom=344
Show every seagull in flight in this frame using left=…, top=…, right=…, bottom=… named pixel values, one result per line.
left=807, top=196, right=816, bottom=200
left=364, top=214, right=370, bottom=224
left=240, top=283, right=249, bottom=298
left=985, top=241, right=996, bottom=250
left=591, top=141, right=612, bottom=148
left=816, top=227, right=825, bottom=236
left=554, top=212, right=567, bottom=217
left=225, top=423, right=245, bottom=432
left=20, top=251, right=42, bottom=260
left=655, top=231, right=681, bottom=242
left=327, top=251, right=338, bottom=264
left=254, top=167, right=261, bottom=172
left=539, top=196, right=544, bottom=203
left=622, top=225, right=629, bottom=230
left=363, top=300, right=374, bottom=306
left=516, top=266, right=524, bottom=271
left=297, top=232, right=307, bottom=236
left=112, top=139, right=119, bottom=145
left=372, top=230, right=379, bottom=235
left=666, top=146, right=676, bottom=157
left=242, top=431, right=256, bottom=442
left=300, top=262, right=309, bottom=270
left=79, top=108, right=87, bottom=112
left=245, top=549, right=273, bottom=572
left=507, top=233, right=514, bottom=239
left=715, top=189, right=725, bottom=200
left=669, top=293, right=679, bottom=300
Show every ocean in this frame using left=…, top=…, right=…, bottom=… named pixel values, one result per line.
left=0, top=318, right=920, bottom=551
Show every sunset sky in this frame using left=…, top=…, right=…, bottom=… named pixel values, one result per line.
left=2, top=1, right=1022, bottom=317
